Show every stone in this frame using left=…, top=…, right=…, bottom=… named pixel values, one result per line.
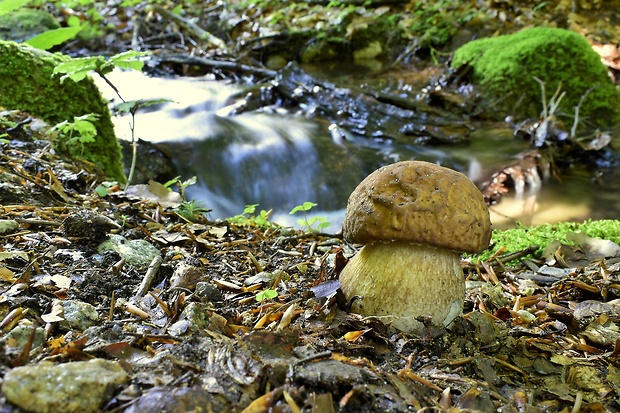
left=57, top=299, right=100, bottom=331
left=97, top=234, right=161, bottom=267
left=0, top=9, right=60, bottom=43
left=1, top=359, right=129, bottom=413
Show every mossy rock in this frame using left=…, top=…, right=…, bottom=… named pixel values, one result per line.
left=0, top=40, right=125, bottom=182
left=451, top=27, right=620, bottom=129
left=0, top=9, right=60, bottom=43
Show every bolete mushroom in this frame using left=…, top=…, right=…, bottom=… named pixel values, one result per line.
left=339, top=160, right=491, bottom=334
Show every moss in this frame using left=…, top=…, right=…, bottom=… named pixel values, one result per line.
left=451, top=27, right=620, bottom=129
left=0, top=41, right=125, bottom=182
left=478, top=219, right=620, bottom=261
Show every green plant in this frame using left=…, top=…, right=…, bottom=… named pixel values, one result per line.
left=114, top=98, right=172, bottom=186
left=94, top=180, right=118, bottom=197
left=0, top=0, right=29, bottom=14
left=25, top=15, right=84, bottom=50
left=46, top=113, right=100, bottom=155
left=52, top=50, right=169, bottom=188
left=163, top=176, right=197, bottom=200
left=227, top=204, right=277, bottom=228
left=290, top=202, right=330, bottom=232
left=256, top=289, right=278, bottom=302
left=175, top=200, right=211, bottom=221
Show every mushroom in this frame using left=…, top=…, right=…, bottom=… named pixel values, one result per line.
left=339, top=160, right=491, bottom=334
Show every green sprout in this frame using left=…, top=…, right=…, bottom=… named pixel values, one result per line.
left=175, top=200, right=211, bottom=221
left=227, top=204, right=277, bottom=228
left=94, top=181, right=118, bottom=197
left=290, top=202, right=330, bottom=232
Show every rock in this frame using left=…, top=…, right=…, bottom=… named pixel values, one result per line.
left=0, top=40, right=125, bottom=182
left=97, top=234, right=161, bottom=267
left=1, top=359, right=129, bottom=413
left=56, top=299, right=100, bottom=331
left=451, top=27, right=620, bottom=128
left=1, top=322, right=46, bottom=355
left=124, top=385, right=231, bottom=413
left=0, top=219, right=19, bottom=234
left=0, top=9, right=60, bottom=43
left=62, top=212, right=120, bottom=241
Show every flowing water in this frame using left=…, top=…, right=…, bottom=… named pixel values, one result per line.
left=97, top=68, right=620, bottom=231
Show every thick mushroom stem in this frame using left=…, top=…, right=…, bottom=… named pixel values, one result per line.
left=339, top=241, right=464, bottom=334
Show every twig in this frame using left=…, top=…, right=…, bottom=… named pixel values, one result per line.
left=150, top=5, right=229, bottom=52
left=155, top=54, right=277, bottom=78
left=134, top=256, right=163, bottom=298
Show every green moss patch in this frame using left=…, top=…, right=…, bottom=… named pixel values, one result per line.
left=479, top=219, right=620, bottom=261
left=0, top=41, right=125, bottom=182
left=451, top=27, right=620, bottom=129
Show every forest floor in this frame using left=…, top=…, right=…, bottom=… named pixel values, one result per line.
left=2, top=96, right=620, bottom=413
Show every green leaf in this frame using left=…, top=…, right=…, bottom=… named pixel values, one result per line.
left=95, top=185, right=109, bottom=197
left=0, top=0, right=29, bottom=14
left=317, top=221, right=330, bottom=230
left=66, top=15, right=81, bottom=27
left=115, top=98, right=172, bottom=114
left=26, top=26, right=84, bottom=50
left=256, top=289, right=278, bottom=302
left=53, top=56, right=103, bottom=82
left=290, top=201, right=317, bottom=214
left=243, top=204, right=259, bottom=215
left=109, top=50, right=150, bottom=71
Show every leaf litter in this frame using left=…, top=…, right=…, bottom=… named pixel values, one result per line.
left=1, top=111, right=620, bottom=412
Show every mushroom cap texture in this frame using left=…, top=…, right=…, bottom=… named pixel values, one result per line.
left=342, top=160, right=491, bottom=253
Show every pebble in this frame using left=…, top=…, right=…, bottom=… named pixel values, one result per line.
left=97, top=234, right=161, bottom=266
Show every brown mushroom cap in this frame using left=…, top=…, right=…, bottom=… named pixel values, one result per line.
left=342, top=160, right=491, bottom=253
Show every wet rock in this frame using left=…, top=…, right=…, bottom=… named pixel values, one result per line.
left=97, top=234, right=161, bottom=267
left=293, top=359, right=376, bottom=389
left=119, top=139, right=176, bottom=185
left=1, top=359, right=129, bottom=413
left=124, top=385, right=231, bottom=413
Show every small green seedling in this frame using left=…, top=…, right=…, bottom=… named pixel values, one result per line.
left=47, top=113, right=100, bottom=155
left=94, top=181, right=118, bottom=197
left=256, top=289, right=278, bottom=302
left=290, top=202, right=330, bottom=232
left=164, top=176, right=197, bottom=200
left=227, top=204, right=277, bottom=228
left=175, top=200, right=211, bottom=221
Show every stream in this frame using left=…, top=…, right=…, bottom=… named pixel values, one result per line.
left=97, top=67, right=620, bottom=231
